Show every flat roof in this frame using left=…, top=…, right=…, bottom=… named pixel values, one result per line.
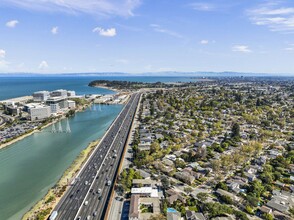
left=131, top=187, right=159, bottom=198
left=46, top=97, right=67, bottom=101
left=25, top=103, right=49, bottom=109
left=132, top=179, right=158, bottom=185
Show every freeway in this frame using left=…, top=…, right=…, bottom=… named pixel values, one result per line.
left=52, top=93, right=140, bottom=220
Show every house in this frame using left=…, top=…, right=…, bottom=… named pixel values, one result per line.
left=244, top=173, right=256, bottom=182
left=162, top=159, right=175, bottom=167
left=275, top=181, right=285, bottom=188
left=138, top=143, right=151, bottom=151
left=259, top=206, right=272, bottom=215
left=194, top=140, right=213, bottom=149
left=266, top=190, right=294, bottom=214
left=137, top=169, right=151, bottom=179
left=228, top=182, right=241, bottom=194
left=268, top=149, right=282, bottom=159
left=256, top=156, right=267, bottom=165
left=165, top=154, right=177, bottom=161
left=216, top=189, right=240, bottom=202
left=272, top=211, right=293, bottom=220
left=166, top=189, right=186, bottom=204
left=187, top=162, right=199, bottom=169
left=186, top=210, right=206, bottom=220
left=153, top=161, right=174, bottom=173
left=155, top=133, right=164, bottom=139
left=167, top=208, right=181, bottom=220
left=174, top=172, right=195, bottom=185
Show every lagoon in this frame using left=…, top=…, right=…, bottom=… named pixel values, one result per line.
left=0, top=104, right=122, bottom=220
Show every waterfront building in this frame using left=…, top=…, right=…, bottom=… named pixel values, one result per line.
left=49, top=103, right=60, bottom=114
left=3, top=102, right=21, bottom=116
left=33, top=91, right=50, bottom=102
left=67, top=91, right=76, bottom=97
left=24, top=103, right=51, bottom=121
left=46, top=97, right=67, bottom=111
left=66, top=100, right=76, bottom=109
left=50, top=89, right=68, bottom=98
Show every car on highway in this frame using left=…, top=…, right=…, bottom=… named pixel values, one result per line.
left=84, top=201, right=88, bottom=206
left=107, top=180, right=111, bottom=186
left=97, top=188, right=101, bottom=194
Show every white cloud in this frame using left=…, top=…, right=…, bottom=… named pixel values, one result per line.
left=232, top=45, right=252, bottom=53
left=0, top=60, right=9, bottom=69
left=189, top=2, right=216, bottom=11
left=0, top=49, right=6, bottom=59
left=0, top=0, right=141, bottom=17
left=248, top=2, right=294, bottom=32
left=150, top=24, right=183, bottom=39
left=200, top=40, right=209, bottom=44
left=0, top=49, right=9, bottom=69
left=116, top=59, right=129, bottom=64
left=51, top=26, right=58, bottom=35
left=93, top=27, right=116, bottom=37
left=6, top=20, right=19, bottom=28
left=285, top=44, right=294, bottom=51
left=39, top=61, right=49, bottom=70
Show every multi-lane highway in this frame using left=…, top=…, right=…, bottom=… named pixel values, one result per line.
left=52, top=93, right=140, bottom=220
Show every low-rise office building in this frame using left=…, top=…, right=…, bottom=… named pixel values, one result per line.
left=67, top=91, right=76, bottom=97
left=25, top=103, right=51, bottom=121
left=50, top=89, right=68, bottom=98
left=46, top=97, right=68, bottom=113
left=33, top=91, right=50, bottom=102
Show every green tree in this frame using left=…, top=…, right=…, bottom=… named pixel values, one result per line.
left=231, top=123, right=240, bottom=140
left=197, top=192, right=208, bottom=203
left=262, top=213, right=274, bottom=220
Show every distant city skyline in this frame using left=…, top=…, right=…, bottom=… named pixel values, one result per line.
left=0, top=0, right=294, bottom=75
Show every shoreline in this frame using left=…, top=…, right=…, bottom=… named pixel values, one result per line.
left=22, top=139, right=100, bottom=220
left=0, top=120, right=56, bottom=151
left=92, top=84, right=120, bottom=93
left=0, top=103, right=91, bottom=151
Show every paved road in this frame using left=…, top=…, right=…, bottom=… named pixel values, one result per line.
left=52, top=93, right=140, bottom=220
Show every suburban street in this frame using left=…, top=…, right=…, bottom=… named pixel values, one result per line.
left=52, top=92, right=140, bottom=220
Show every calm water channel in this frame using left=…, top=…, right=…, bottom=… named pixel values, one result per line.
left=0, top=104, right=122, bottom=220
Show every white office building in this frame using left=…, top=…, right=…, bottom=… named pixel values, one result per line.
left=49, top=103, right=60, bottom=114
left=33, top=91, right=50, bottom=102
left=67, top=91, right=76, bottom=97
left=50, top=89, right=68, bottom=98
left=66, top=100, right=76, bottom=109
left=25, top=103, right=51, bottom=121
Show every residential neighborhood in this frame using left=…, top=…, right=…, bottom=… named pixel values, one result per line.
left=114, top=79, right=294, bottom=220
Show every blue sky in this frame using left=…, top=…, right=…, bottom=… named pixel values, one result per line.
left=0, top=0, right=294, bottom=74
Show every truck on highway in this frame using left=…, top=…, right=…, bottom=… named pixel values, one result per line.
left=49, top=211, right=58, bottom=220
